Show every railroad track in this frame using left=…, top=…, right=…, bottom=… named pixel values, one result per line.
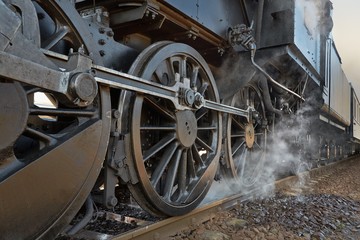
left=61, top=156, right=358, bottom=240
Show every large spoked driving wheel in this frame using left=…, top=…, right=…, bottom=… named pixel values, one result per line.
left=222, top=84, right=267, bottom=189
left=120, top=42, right=221, bottom=216
left=0, top=1, right=110, bottom=239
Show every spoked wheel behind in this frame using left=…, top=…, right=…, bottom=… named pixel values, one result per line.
left=119, top=42, right=221, bottom=216
left=222, top=84, right=267, bottom=190
left=0, top=1, right=110, bottom=239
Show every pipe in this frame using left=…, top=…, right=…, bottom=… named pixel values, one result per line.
left=255, top=0, right=265, bottom=46
left=258, top=76, right=282, bottom=115
left=239, top=0, right=250, bottom=26
left=250, top=49, right=305, bottom=101
left=67, top=196, right=94, bottom=235
left=301, top=75, right=309, bottom=97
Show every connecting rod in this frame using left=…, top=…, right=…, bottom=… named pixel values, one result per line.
left=0, top=50, right=251, bottom=120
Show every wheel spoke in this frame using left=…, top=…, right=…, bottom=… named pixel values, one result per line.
left=177, top=150, right=188, bottom=195
left=198, top=126, right=217, bottom=131
left=196, top=108, right=208, bottom=121
left=238, top=147, right=248, bottom=177
left=143, top=134, right=176, bottom=161
left=150, top=142, right=178, bottom=187
left=192, top=145, right=205, bottom=167
left=163, top=148, right=182, bottom=200
left=243, top=150, right=265, bottom=183
left=140, top=126, right=176, bottom=131
left=254, top=140, right=263, bottom=150
left=167, top=58, right=176, bottom=80
left=231, top=131, right=246, bottom=138
left=232, top=140, right=246, bottom=156
left=169, top=56, right=180, bottom=76
left=42, top=26, right=69, bottom=50
left=187, top=149, right=196, bottom=179
left=24, top=127, right=57, bottom=145
left=190, top=66, right=199, bottom=88
left=144, top=96, right=175, bottom=121
left=195, top=137, right=213, bottom=152
left=232, top=116, right=245, bottom=129
left=30, top=107, right=96, bottom=117
left=198, top=82, right=208, bottom=96
left=179, top=57, right=187, bottom=78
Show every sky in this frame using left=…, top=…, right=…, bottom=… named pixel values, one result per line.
left=331, top=0, right=360, bottom=94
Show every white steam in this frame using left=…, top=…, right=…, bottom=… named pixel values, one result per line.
left=202, top=98, right=318, bottom=204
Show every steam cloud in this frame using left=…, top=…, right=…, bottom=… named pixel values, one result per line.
left=202, top=97, right=318, bottom=204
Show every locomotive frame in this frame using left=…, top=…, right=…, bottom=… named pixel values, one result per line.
left=0, top=0, right=358, bottom=239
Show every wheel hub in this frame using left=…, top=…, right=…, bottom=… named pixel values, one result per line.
left=245, top=123, right=255, bottom=148
left=175, top=110, right=198, bottom=148
left=0, top=82, right=28, bottom=152
left=69, top=72, right=98, bottom=106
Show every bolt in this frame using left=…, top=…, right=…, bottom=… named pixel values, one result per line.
left=69, top=72, right=98, bottom=106
left=78, top=45, right=85, bottom=54
left=185, top=90, right=195, bottom=106
left=112, top=110, right=120, bottom=119
left=98, top=39, right=106, bottom=45
left=99, top=27, right=106, bottom=34
left=107, top=30, right=114, bottom=37
left=99, top=50, right=106, bottom=56
left=90, top=69, right=97, bottom=76
left=107, top=196, right=118, bottom=207
left=194, top=93, right=205, bottom=109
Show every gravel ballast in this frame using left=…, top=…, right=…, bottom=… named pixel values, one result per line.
left=171, top=157, right=360, bottom=240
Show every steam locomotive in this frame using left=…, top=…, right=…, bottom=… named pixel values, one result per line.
left=0, top=0, right=358, bottom=239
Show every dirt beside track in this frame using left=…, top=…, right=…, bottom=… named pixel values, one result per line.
left=171, top=157, right=360, bottom=240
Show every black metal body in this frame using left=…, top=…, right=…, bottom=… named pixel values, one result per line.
left=0, top=0, right=356, bottom=239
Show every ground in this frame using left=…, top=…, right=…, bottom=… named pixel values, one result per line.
left=170, top=157, right=360, bottom=240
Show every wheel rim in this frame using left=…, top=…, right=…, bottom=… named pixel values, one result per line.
left=122, top=42, right=221, bottom=216
left=223, top=84, right=267, bottom=188
left=0, top=1, right=110, bottom=239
